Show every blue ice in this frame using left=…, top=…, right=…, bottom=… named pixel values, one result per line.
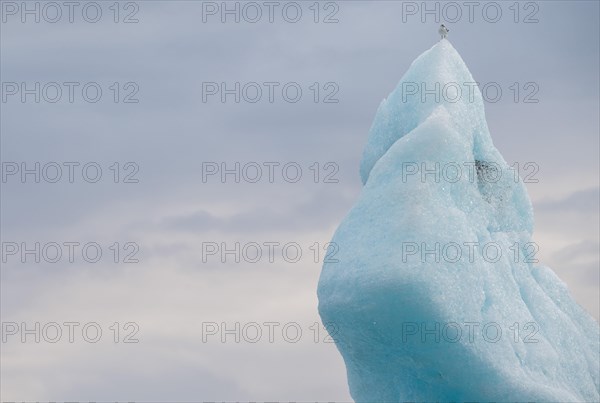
left=318, top=40, right=599, bottom=402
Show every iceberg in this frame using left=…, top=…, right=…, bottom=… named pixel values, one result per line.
left=317, top=40, right=599, bottom=402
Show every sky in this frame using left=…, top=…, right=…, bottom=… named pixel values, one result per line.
left=1, top=0, right=599, bottom=400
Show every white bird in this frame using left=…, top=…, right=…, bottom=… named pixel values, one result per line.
left=439, top=24, right=449, bottom=39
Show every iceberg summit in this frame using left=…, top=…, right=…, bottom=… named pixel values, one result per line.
left=317, top=40, right=599, bottom=402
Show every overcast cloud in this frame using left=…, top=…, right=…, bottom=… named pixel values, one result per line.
left=1, top=0, right=599, bottom=400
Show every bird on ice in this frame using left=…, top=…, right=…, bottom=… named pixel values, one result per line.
left=439, top=24, right=449, bottom=39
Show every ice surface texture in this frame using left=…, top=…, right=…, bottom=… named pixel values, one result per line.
left=317, top=40, right=599, bottom=402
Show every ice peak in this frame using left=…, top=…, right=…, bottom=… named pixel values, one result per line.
left=318, top=39, right=599, bottom=403
left=418, top=38, right=470, bottom=67
left=359, top=40, right=491, bottom=186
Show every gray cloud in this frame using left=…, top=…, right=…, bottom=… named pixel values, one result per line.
left=1, top=1, right=598, bottom=400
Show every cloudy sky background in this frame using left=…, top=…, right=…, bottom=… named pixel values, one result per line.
left=1, top=0, right=599, bottom=400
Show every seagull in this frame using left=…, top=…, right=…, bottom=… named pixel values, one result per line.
left=439, top=24, right=449, bottom=39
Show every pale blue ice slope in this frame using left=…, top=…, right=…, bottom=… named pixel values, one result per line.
left=318, top=40, right=599, bottom=402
